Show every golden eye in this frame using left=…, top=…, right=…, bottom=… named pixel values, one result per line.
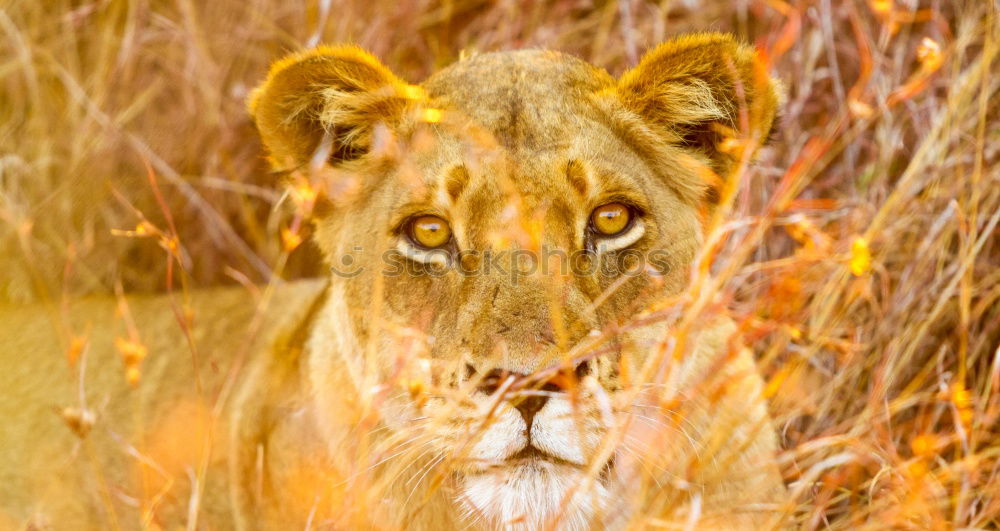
left=590, top=203, right=632, bottom=236
left=409, top=215, right=452, bottom=249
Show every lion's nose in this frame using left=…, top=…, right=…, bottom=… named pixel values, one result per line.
left=472, top=363, right=590, bottom=428
left=510, top=384, right=559, bottom=428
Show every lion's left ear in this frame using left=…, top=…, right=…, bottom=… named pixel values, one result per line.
left=616, top=33, right=781, bottom=178
left=248, top=45, right=411, bottom=171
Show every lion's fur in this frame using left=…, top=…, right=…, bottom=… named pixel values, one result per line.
left=1, top=33, right=785, bottom=529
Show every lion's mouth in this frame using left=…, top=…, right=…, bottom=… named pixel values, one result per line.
left=500, top=445, right=616, bottom=483
left=507, top=445, right=572, bottom=465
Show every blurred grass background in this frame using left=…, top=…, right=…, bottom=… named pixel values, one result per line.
left=1, top=0, right=998, bottom=527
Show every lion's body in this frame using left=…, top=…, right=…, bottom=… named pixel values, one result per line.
left=2, top=34, right=787, bottom=530
left=0, top=281, right=326, bottom=528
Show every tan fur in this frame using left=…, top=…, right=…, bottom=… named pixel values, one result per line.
left=1, top=34, right=785, bottom=529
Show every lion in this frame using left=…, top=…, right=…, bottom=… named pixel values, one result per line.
left=0, top=33, right=785, bottom=530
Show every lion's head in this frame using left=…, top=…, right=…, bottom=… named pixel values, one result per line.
left=249, top=34, right=780, bottom=528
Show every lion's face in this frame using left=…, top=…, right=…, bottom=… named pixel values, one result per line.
left=250, top=35, right=779, bottom=528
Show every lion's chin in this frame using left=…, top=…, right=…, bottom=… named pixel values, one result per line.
left=458, top=459, right=610, bottom=530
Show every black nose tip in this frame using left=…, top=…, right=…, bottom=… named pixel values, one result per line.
left=512, top=389, right=556, bottom=428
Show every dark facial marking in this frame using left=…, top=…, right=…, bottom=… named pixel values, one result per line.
left=446, top=165, right=471, bottom=202
left=565, top=159, right=588, bottom=197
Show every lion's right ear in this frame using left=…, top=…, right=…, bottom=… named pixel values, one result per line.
left=614, top=33, right=781, bottom=181
left=248, top=45, right=410, bottom=171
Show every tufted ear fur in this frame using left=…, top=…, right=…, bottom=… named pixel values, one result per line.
left=248, top=45, right=411, bottom=171
left=616, top=33, right=781, bottom=180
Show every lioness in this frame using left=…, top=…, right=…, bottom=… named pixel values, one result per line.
left=1, top=33, right=784, bottom=529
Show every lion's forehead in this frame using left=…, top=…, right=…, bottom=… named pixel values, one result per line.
left=363, top=53, right=669, bottom=246
left=421, top=49, right=614, bottom=109
left=420, top=51, right=615, bottom=152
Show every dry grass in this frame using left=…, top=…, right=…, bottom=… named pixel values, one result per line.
left=1, top=0, right=998, bottom=528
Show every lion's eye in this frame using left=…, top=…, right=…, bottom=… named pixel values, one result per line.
left=590, top=203, right=632, bottom=236
left=408, top=215, right=452, bottom=249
